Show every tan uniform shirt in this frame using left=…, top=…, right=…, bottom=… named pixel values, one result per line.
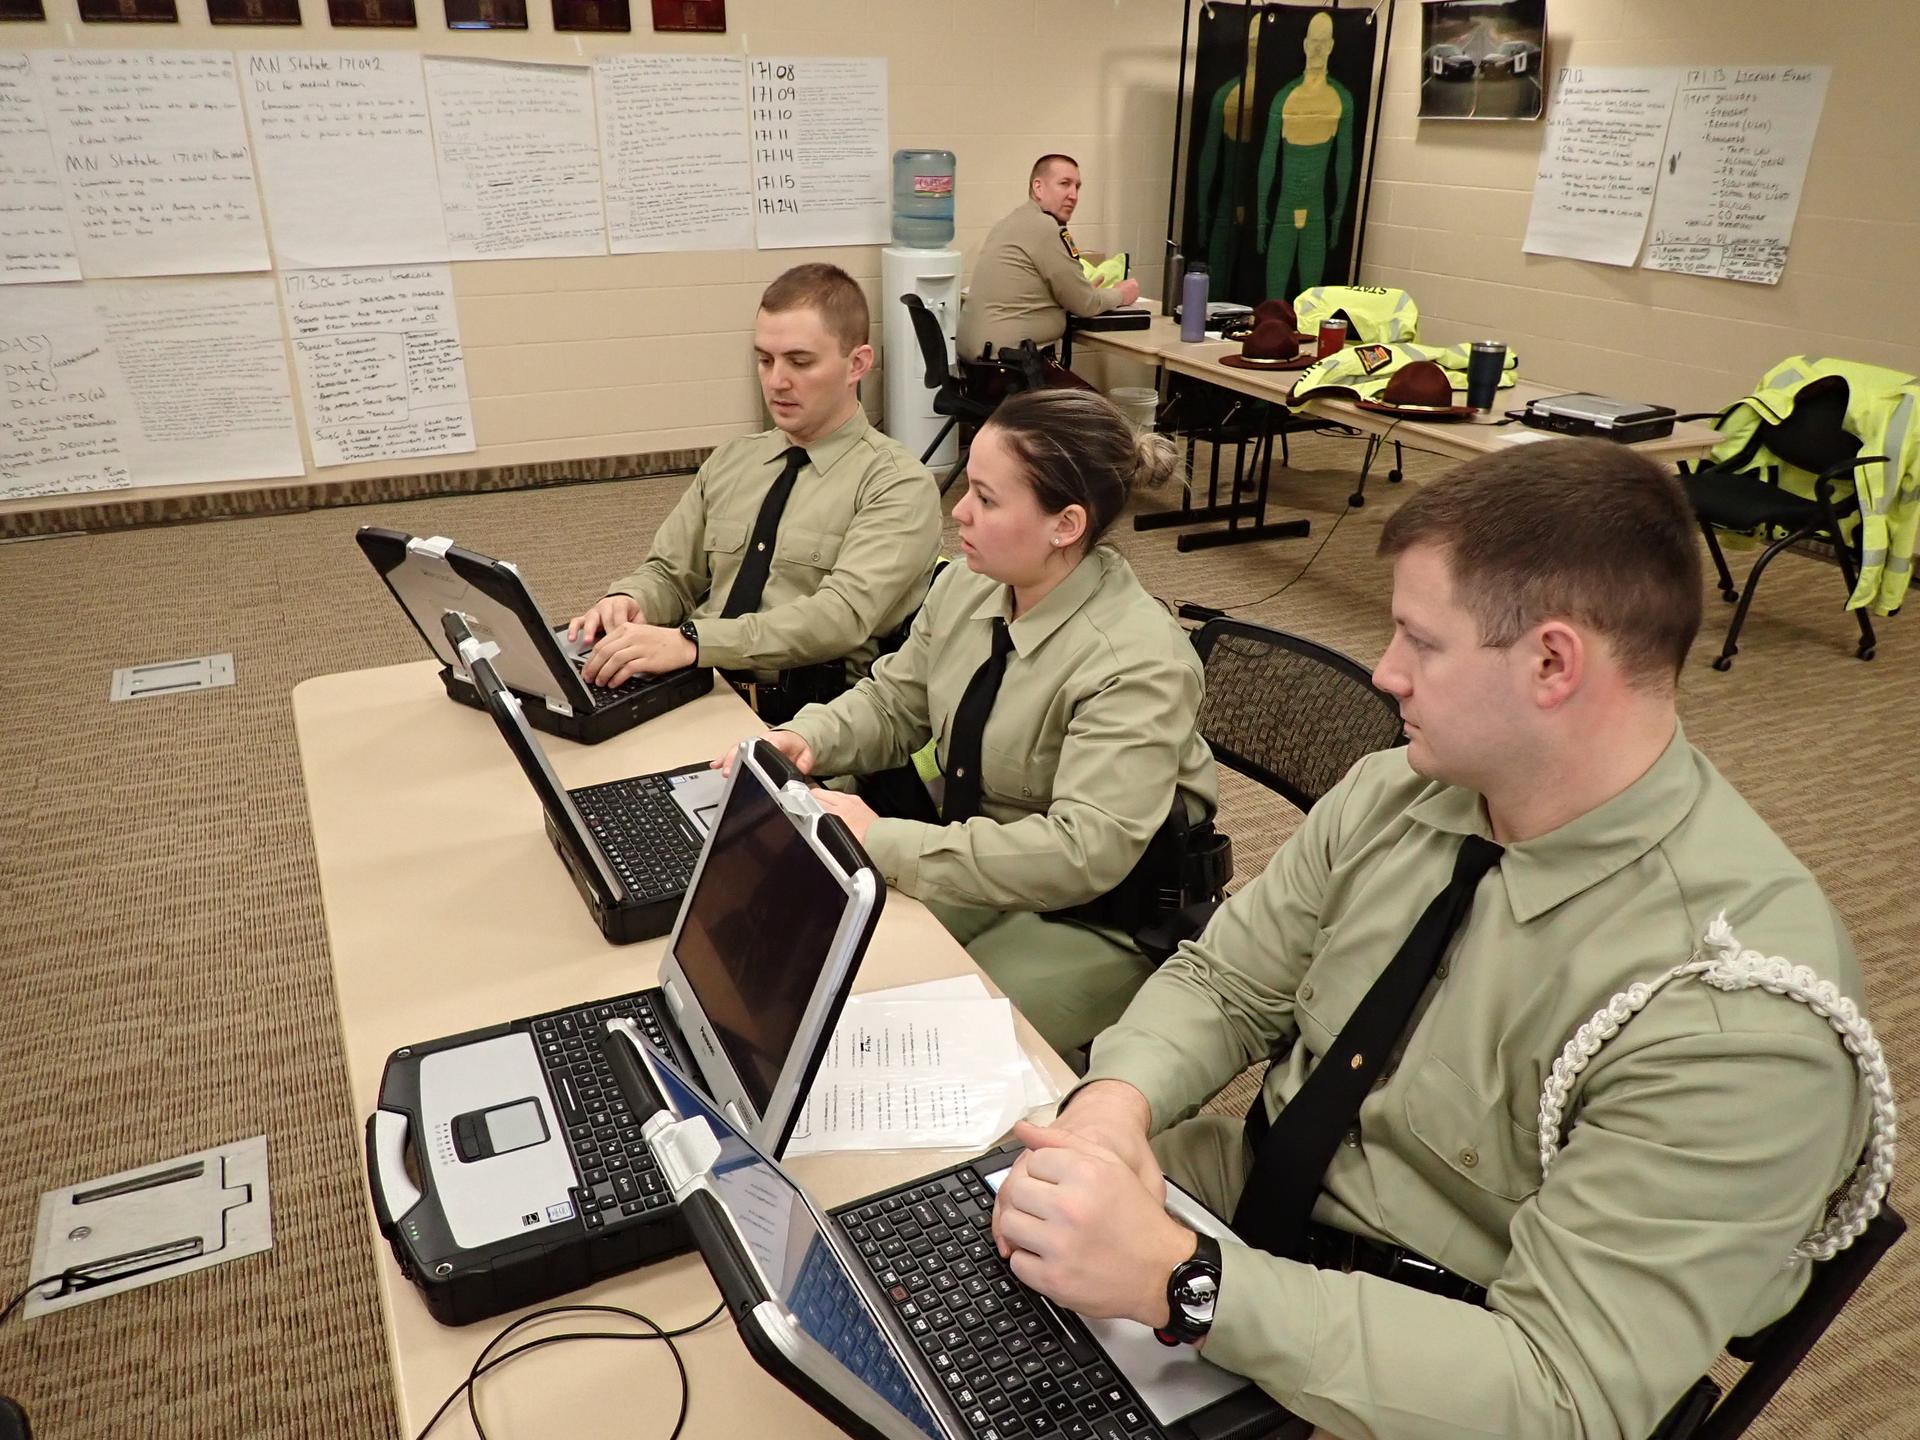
left=607, top=408, right=940, bottom=679
left=781, top=548, right=1219, bottom=912
left=958, top=200, right=1125, bottom=358
left=1083, top=730, right=1869, bottom=1440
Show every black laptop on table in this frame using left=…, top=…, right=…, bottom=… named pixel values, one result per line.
left=365, top=729, right=884, bottom=1326
left=605, top=1037, right=1292, bottom=1440
left=448, top=612, right=725, bottom=945
left=357, top=525, right=711, bottom=744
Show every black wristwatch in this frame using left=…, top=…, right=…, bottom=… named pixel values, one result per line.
left=677, top=620, right=700, bottom=662
left=1154, top=1232, right=1222, bottom=1347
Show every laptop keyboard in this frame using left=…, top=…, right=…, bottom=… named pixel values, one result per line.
left=529, top=993, right=677, bottom=1232
left=842, top=1170, right=1166, bottom=1440
left=789, top=1237, right=943, bottom=1437
left=584, top=672, right=654, bottom=704
left=572, top=774, right=700, bottom=900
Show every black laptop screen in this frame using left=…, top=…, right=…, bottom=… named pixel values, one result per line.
left=648, top=1058, right=940, bottom=1439
left=672, top=768, right=847, bottom=1117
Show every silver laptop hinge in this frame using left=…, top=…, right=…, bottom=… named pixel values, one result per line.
left=407, top=535, right=454, bottom=558
left=544, top=696, right=575, bottom=717
left=643, top=1113, right=720, bottom=1197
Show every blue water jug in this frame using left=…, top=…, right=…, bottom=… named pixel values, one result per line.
left=892, top=149, right=956, bottom=248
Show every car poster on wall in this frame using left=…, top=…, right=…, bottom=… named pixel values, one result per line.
left=1418, top=0, right=1546, bottom=120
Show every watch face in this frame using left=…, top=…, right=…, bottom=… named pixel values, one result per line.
left=1174, top=1268, right=1219, bottom=1325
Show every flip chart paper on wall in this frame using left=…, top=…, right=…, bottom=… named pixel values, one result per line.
left=596, top=52, right=752, bottom=254
left=1, top=52, right=81, bottom=285
left=33, top=51, right=270, bottom=279
left=1643, top=65, right=1830, bottom=286
left=281, top=264, right=476, bottom=469
left=425, top=56, right=607, bottom=262
left=3, top=276, right=302, bottom=498
left=749, top=56, right=889, bottom=251
left=243, top=51, right=450, bottom=269
left=2, top=284, right=131, bottom=499
left=1522, top=66, right=1679, bottom=266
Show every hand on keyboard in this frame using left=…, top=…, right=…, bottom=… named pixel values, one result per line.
left=568, top=593, right=641, bottom=646
left=992, top=1120, right=1195, bottom=1329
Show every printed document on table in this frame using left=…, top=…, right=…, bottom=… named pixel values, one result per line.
left=859, top=974, right=1061, bottom=1110
left=785, top=996, right=1029, bottom=1156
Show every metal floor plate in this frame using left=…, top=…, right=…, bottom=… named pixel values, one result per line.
left=109, top=654, right=235, bottom=702
left=24, top=1135, right=272, bottom=1318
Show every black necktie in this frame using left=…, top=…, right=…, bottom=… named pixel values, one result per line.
left=1233, top=833, right=1506, bottom=1258
left=942, top=618, right=1015, bottom=823
left=721, top=446, right=809, bottom=619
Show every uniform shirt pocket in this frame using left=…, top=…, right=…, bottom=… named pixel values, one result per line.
left=706, top=518, right=749, bottom=568
left=773, top=525, right=842, bottom=575
left=1403, top=1055, right=1539, bottom=1203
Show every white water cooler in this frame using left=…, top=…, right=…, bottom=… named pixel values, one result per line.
left=881, top=244, right=962, bottom=475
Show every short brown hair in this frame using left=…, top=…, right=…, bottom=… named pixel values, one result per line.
left=759, top=263, right=869, bottom=355
left=985, top=390, right=1179, bottom=552
left=1377, top=437, right=1702, bottom=685
left=1030, top=153, right=1078, bottom=187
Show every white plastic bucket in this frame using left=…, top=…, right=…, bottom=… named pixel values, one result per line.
left=1110, top=386, right=1158, bottom=434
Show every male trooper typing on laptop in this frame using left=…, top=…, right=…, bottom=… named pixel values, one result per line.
left=989, top=440, right=1878, bottom=1440
left=570, top=263, right=942, bottom=726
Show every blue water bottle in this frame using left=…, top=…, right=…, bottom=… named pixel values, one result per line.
left=1180, top=263, right=1210, bottom=343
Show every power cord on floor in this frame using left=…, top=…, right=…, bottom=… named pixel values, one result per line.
left=414, top=1298, right=728, bottom=1440
left=1166, top=418, right=1410, bottom=621
left=2, top=1252, right=196, bottom=1326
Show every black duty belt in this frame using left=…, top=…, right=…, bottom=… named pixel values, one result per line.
left=1301, top=1222, right=1488, bottom=1307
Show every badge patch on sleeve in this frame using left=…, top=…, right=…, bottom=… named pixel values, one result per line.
left=1354, top=344, right=1395, bottom=374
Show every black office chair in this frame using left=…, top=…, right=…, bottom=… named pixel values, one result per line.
left=1652, top=1204, right=1906, bottom=1440
left=1679, top=374, right=1889, bottom=670
left=899, top=293, right=1001, bottom=495
left=1191, top=618, right=1404, bottom=813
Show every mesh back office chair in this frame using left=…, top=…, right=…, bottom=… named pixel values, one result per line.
left=1680, top=375, right=1889, bottom=670
left=1653, top=1204, right=1905, bottom=1440
left=1191, top=618, right=1404, bottom=813
left=1135, top=620, right=1400, bottom=962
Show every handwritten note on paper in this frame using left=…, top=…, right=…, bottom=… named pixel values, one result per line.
left=1523, top=67, right=1680, bottom=267
left=595, top=53, right=751, bottom=254
left=749, top=56, right=890, bottom=250
left=3, top=276, right=300, bottom=498
left=243, top=52, right=448, bottom=269
left=1644, top=66, right=1831, bottom=286
left=424, top=57, right=606, bottom=262
left=1, top=286, right=132, bottom=499
left=1, top=53, right=81, bottom=285
left=98, top=276, right=304, bottom=486
left=282, top=265, right=475, bottom=469
left=784, top=997, right=1028, bottom=1156
left=33, top=51, right=270, bottom=279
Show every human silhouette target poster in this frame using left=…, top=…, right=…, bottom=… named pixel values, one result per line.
left=1180, top=2, right=1381, bottom=307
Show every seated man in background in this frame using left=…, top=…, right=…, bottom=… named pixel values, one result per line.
left=570, top=263, right=942, bottom=726
left=958, top=154, right=1141, bottom=379
left=991, top=438, right=1876, bottom=1440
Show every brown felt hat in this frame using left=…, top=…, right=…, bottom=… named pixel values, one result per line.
left=1219, top=319, right=1315, bottom=371
left=1253, top=297, right=1298, bottom=330
left=1354, top=359, right=1476, bottom=418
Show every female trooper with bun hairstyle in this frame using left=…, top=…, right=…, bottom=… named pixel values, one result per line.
left=735, top=388, right=1226, bottom=1062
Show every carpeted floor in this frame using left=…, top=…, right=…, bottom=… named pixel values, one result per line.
left=0, top=427, right=1913, bottom=1438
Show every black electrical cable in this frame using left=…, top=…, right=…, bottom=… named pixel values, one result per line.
left=414, top=1298, right=727, bottom=1440
left=1168, top=417, right=1405, bottom=617
left=0, top=1275, right=64, bottom=1327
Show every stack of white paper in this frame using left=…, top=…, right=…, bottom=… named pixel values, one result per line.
left=785, top=976, right=1061, bottom=1156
